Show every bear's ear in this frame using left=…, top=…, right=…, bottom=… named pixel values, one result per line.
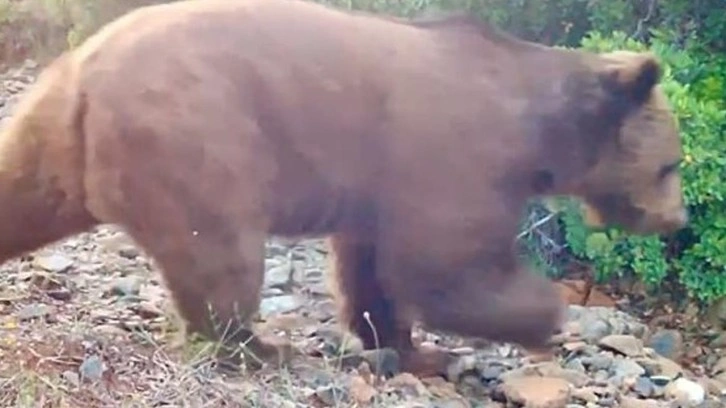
left=597, top=51, right=661, bottom=106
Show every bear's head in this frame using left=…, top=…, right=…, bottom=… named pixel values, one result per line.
left=538, top=50, right=687, bottom=236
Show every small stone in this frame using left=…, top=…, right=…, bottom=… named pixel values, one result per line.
left=534, top=363, right=590, bottom=387
left=567, top=305, right=584, bottom=320
left=646, top=329, right=684, bottom=360
left=118, top=247, right=140, bottom=259
left=563, top=341, right=588, bottom=353
left=47, top=288, right=72, bottom=301
left=16, top=303, right=51, bottom=321
left=446, top=354, right=478, bottom=383
left=359, top=348, right=400, bottom=378
left=79, top=355, right=104, bottom=382
left=702, top=377, right=725, bottom=396
left=563, top=321, right=582, bottom=336
left=611, top=358, right=646, bottom=379
left=33, top=254, right=74, bottom=273
left=649, top=375, right=671, bottom=387
left=633, top=376, right=655, bottom=397
left=582, top=354, right=613, bottom=371
left=709, top=332, right=726, bottom=349
left=581, top=319, right=612, bottom=343
left=571, top=387, right=598, bottom=403
left=258, top=294, right=303, bottom=318
left=712, top=356, right=726, bottom=375
left=564, top=358, right=587, bottom=373
left=435, top=399, right=470, bottom=408
left=665, top=377, right=705, bottom=406
left=133, top=301, right=164, bottom=319
left=349, top=375, right=377, bottom=403
left=480, top=364, right=506, bottom=382
left=93, top=324, right=126, bottom=337
left=264, top=262, right=294, bottom=289
left=313, top=328, right=363, bottom=356
left=498, top=376, right=571, bottom=408
left=111, top=276, right=142, bottom=297
left=593, top=370, right=610, bottom=382
left=61, top=370, right=80, bottom=388
left=627, top=322, right=649, bottom=339
left=314, top=385, right=346, bottom=406
left=598, top=334, right=644, bottom=357
left=618, top=396, right=661, bottom=408
left=638, top=355, right=683, bottom=378
left=386, top=372, right=430, bottom=399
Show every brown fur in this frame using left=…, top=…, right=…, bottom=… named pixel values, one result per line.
left=0, top=0, right=686, bottom=376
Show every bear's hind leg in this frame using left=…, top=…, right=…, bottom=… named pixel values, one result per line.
left=140, top=225, right=294, bottom=372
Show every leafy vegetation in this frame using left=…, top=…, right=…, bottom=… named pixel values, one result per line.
left=1, top=0, right=724, bottom=306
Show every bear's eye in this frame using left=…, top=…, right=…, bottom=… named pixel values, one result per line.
left=658, top=160, right=681, bottom=180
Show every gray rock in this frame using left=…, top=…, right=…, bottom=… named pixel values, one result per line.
left=711, top=356, right=726, bottom=375
left=582, top=354, right=614, bottom=371
left=611, top=358, right=646, bottom=379
left=619, top=396, right=662, bottom=408
left=633, top=376, right=655, bottom=398
left=446, top=354, right=478, bottom=383
left=598, top=334, right=644, bottom=357
left=314, top=385, right=347, bottom=406
left=304, top=267, right=324, bottom=283
left=567, top=305, right=585, bottom=321
left=258, top=294, right=304, bottom=318
left=79, top=355, right=104, bottom=382
left=665, top=377, right=705, bottom=406
left=264, top=261, right=294, bottom=289
left=61, top=370, right=80, bottom=388
left=581, top=318, right=612, bottom=343
left=627, top=322, right=649, bottom=338
left=571, top=387, right=598, bottom=404
left=637, top=355, right=684, bottom=378
left=111, top=276, right=142, bottom=297
left=16, top=303, right=51, bottom=321
left=646, top=329, right=684, bottom=360
left=709, top=332, right=726, bottom=349
left=32, top=254, right=74, bottom=273
left=564, top=358, right=587, bottom=373
left=480, top=364, right=506, bottom=382
left=593, top=369, right=610, bottom=383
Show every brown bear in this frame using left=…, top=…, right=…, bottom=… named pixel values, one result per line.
left=0, top=0, right=687, bottom=377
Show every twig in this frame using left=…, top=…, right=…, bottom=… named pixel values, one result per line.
left=516, top=212, right=556, bottom=241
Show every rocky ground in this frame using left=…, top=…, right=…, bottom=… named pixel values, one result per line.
left=1, top=60, right=726, bottom=408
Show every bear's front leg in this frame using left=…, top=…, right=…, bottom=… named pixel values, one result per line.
left=407, top=252, right=565, bottom=354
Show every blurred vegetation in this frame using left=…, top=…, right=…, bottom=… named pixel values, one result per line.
left=0, top=0, right=724, bottom=308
